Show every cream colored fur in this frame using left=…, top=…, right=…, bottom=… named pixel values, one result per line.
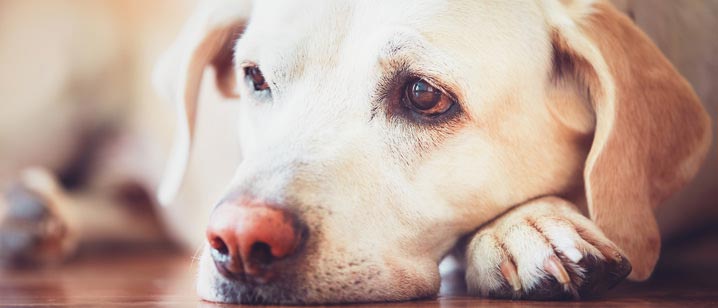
left=155, top=0, right=710, bottom=303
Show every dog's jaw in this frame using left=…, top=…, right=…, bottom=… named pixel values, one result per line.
left=196, top=246, right=440, bottom=304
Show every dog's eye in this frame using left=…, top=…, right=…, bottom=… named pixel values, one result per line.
left=403, top=79, right=454, bottom=116
left=244, top=65, right=270, bottom=92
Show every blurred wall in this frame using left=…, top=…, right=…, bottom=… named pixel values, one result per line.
left=0, top=0, right=194, bottom=184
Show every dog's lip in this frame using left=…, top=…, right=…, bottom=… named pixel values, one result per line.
left=213, top=258, right=275, bottom=285
left=206, top=272, right=302, bottom=305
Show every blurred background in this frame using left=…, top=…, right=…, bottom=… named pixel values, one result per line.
left=0, top=0, right=245, bottom=254
left=0, top=0, right=191, bottom=177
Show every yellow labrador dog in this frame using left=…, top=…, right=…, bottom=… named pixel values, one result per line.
left=0, top=0, right=714, bottom=305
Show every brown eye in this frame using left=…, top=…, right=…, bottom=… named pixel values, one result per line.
left=404, top=79, right=454, bottom=116
left=245, top=65, right=270, bottom=91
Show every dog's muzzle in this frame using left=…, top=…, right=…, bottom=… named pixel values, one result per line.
left=205, top=197, right=307, bottom=284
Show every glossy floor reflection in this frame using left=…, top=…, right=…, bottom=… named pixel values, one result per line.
left=1, top=240, right=717, bottom=307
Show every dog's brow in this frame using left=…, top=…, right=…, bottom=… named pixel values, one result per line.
left=234, top=38, right=307, bottom=93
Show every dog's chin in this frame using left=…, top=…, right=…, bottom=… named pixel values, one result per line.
left=199, top=279, right=436, bottom=305
left=200, top=279, right=305, bottom=305
left=196, top=249, right=439, bottom=305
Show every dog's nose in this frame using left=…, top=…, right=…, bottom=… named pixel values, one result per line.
left=206, top=199, right=305, bottom=282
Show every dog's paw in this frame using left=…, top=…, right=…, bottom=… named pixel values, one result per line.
left=464, top=197, right=631, bottom=300
left=0, top=168, right=76, bottom=268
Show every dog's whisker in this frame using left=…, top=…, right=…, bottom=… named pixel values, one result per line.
left=189, top=243, right=205, bottom=270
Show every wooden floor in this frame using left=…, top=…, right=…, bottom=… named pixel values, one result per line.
left=1, top=242, right=717, bottom=307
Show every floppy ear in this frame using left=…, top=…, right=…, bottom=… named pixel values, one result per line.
left=153, top=1, right=251, bottom=205
left=548, top=1, right=712, bottom=280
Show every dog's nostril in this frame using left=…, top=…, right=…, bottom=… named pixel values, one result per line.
left=249, top=242, right=274, bottom=266
left=209, top=236, right=229, bottom=255
left=207, top=201, right=307, bottom=281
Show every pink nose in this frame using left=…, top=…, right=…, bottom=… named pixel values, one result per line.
left=206, top=199, right=305, bottom=282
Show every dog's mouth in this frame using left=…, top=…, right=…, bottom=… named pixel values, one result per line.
left=206, top=269, right=361, bottom=305
left=205, top=265, right=371, bottom=305
left=198, top=247, right=438, bottom=305
left=210, top=278, right=306, bottom=305
left=207, top=279, right=430, bottom=306
left=210, top=246, right=282, bottom=285
left=203, top=249, right=312, bottom=304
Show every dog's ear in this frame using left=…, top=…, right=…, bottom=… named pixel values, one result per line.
left=153, top=1, right=250, bottom=205
left=548, top=1, right=711, bottom=280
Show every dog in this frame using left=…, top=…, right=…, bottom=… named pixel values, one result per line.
left=0, top=0, right=715, bottom=305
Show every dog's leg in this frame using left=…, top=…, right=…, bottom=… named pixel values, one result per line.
left=0, top=167, right=166, bottom=268
left=462, top=196, right=632, bottom=300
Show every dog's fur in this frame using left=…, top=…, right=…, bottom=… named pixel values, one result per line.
left=0, top=0, right=715, bottom=304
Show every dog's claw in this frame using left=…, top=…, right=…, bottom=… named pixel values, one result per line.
left=544, top=255, right=570, bottom=285
left=500, top=259, right=522, bottom=292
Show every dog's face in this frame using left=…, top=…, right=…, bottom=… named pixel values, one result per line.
left=193, top=0, right=587, bottom=303
left=155, top=0, right=711, bottom=304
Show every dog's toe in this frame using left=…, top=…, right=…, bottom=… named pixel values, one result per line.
left=464, top=200, right=632, bottom=300
left=575, top=250, right=632, bottom=298
left=0, top=171, right=75, bottom=268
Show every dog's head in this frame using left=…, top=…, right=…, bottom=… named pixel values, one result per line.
left=154, top=0, right=711, bottom=304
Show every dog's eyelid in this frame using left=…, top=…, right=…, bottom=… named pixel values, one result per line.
left=391, top=62, right=461, bottom=103
left=238, top=60, right=258, bottom=69
left=415, top=76, right=457, bottom=102
left=377, top=39, right=464, bottom=105
left=239, top=61, right=273, bottom=96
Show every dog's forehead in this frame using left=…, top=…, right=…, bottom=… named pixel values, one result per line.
left=237, top=0, right=549, bottom=83
left=237, top=0, right=453, bottom=71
